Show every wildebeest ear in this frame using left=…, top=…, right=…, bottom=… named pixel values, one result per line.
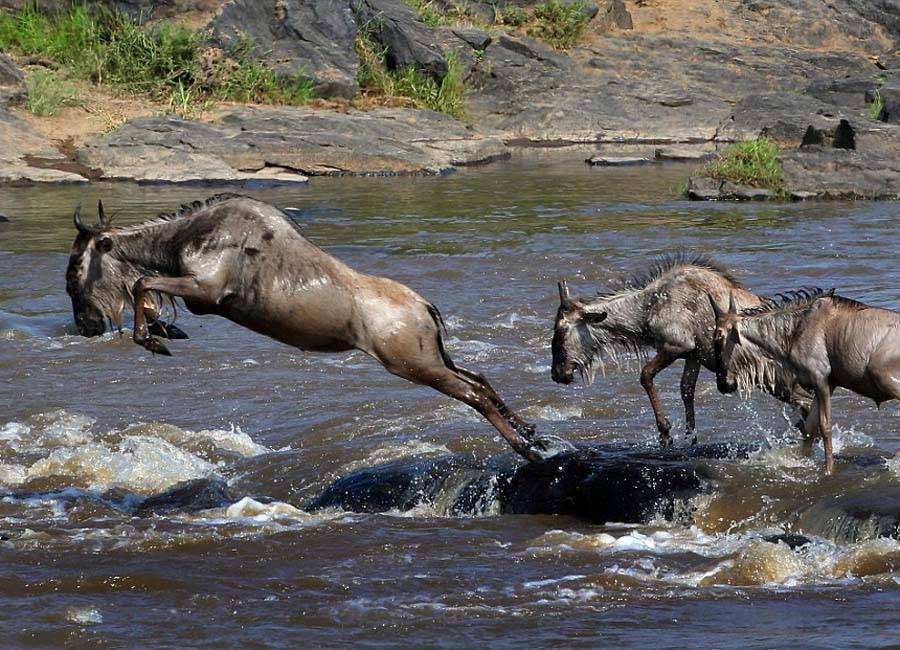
left=584, top=311, right=607, bottom=324
left=96, top=237, right=113, bottom=253
left=708, top=294, right=723, bottom=320
left=730, top=323, right=743, bottom=346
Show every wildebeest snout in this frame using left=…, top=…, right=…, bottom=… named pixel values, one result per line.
left=551, top=362, right=574, bottom=384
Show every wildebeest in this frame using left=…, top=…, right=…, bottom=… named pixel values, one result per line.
left=65, top=194, right=558, bottom=462
left=711, top=288, right=900, bottom=473
left=551, top=254, right=811, bottom=445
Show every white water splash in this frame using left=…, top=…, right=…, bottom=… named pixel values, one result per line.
left=524, top=526, right=900, bottom=589
left=65, top=607, right=103, bottom=626
left=0, top=412, right=270, bottom=494
left=26, top=436, right=216, bottom=494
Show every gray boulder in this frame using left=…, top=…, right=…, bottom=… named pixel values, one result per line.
left=0, top=54, right=25, bottom=106
left=779, top=148, right=900, bottom=199
left=877, top=75, right=900, bottom=124
left=593, top=0, right=632, bottom=32
left=356, top=0, right=448, bottom=80
left=209, top=0, right=359, bottom=98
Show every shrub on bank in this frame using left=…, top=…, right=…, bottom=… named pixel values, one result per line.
left=0, top=3, right=314, bottom=114
left=355, top=25, right=468, bottom=121
left=700, top=138, right=788, bottom=198
left=528, top=0, right=590, bottom=49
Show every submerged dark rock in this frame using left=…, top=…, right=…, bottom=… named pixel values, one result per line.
left=307, top=443, right=754, bottom=523
left=796, top=486, right=900, bottom=543
left=763, top=533, right=813, bottom=549
left=135, top=477, right=234, bottom=515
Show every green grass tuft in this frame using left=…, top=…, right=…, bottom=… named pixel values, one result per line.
left=869, top=89, right=884, bottom=121
left=24, top=68, right=84, bottom=116
left=701, top=138, right=788, bottom=198
left=499, top=5, right=529, bottom=26
left=0, top=3, right=314, bottom=115
left=355, top=25, right=468, bottom=121
left=527, top=0, right=589, bottom=49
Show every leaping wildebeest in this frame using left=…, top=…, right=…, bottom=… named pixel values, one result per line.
left=711, top=288, right=900, bottom=473
left=551, top=255, right=812, bottom=445
left=65, top=194, right=558, bottom=462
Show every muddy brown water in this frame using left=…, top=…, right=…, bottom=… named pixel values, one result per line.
left=0, top=154, right=899, bottom=648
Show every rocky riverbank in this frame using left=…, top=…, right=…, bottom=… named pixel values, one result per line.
left=0, top=0, right=897, bottom=197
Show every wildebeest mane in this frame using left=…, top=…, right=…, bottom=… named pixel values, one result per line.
left=155, top=192, right=247, bottom=223
left=110, top=193, right=248, bottom=234
left=617, top=252, right=744, bottom=292
left=739, top=288, right=865, bottom=316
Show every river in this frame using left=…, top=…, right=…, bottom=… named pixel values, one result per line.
left=0, top=153, right=898, bottom=647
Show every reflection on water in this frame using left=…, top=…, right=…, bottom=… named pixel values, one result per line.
left=0, top=154, right=898, bottom=647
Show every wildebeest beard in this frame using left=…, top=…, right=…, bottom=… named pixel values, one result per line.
left=573, top=321, right=650, bottom=387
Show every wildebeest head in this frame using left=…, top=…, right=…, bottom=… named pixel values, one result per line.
left=551, top=280, right=608, bottom=385
left=709, top=292, right=742, bottom=393
left=65, top=201, right=118, bottom=337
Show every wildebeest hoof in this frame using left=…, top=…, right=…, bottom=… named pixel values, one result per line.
left=148, top=320, right=189, bottom=340
left=526, top=433, right=576, bottom=460
left=138, top=336, right=172, bottom=356
left=659, top=434, right=674, bottom=448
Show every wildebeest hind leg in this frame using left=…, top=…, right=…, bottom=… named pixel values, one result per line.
left=814, top=384, right=835, bottom=474
left=418, top=367, right=545, bottom=462
left=453, top=365, right=536, bottom=438
left=680, top=357, right=701, bottom=445
left=132, top=276, right=216, bottom=356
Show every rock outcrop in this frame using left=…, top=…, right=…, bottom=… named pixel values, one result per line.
left=208, top=0, right=359, bottom=98
left=77, top=106, right=508, bottom=181
left=687, top=73, right=900, bottom=200
left=356, top=0, right=448, bottom=80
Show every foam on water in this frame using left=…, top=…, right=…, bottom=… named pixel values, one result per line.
left=25, top=436, right=216, bottom=494
left=521, top=404, right=584, bottom=422
left=523, top=526, right=900, bottom=590
left=0, top=411, right=271, bottom=494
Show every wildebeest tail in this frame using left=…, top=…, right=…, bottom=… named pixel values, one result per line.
left=427, top=303, right=457, bottom=370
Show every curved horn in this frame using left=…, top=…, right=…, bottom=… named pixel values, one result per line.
left=558, top=280, right=571, bottom=306
left=97, top=199, right=106, bottom=226
left=728, top=291, right=737, bottom=315
left=708, top=294, right=723, bottom=320
left=73, top=204, right=90, bottom=235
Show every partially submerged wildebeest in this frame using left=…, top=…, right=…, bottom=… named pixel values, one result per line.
left=711, top=288, right=900, bottom=473
left=551, top=255, right=811, bottom=445
left=65, top=194, right=555, bottom=462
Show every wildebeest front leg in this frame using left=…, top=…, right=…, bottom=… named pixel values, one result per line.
left=814, top=384, right=835, bottom=474
left=641, top=351, right=677, bottom=446
left=800, top=396, right=820, bottom=457
left=680, top=357, right=701, bottom=445
left=132, top=276, right=213, bottom=356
